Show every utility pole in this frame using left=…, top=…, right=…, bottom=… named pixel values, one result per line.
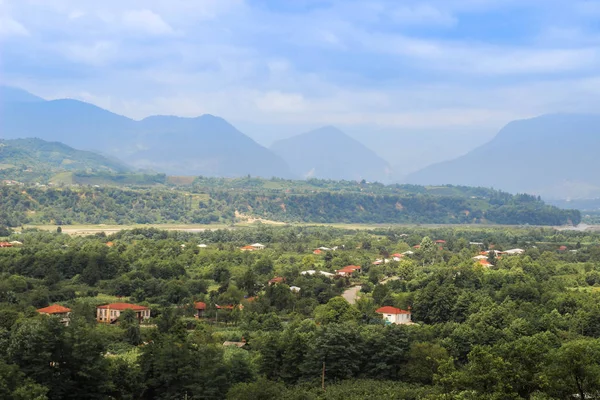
left=321, top=362, right=326, bottom=391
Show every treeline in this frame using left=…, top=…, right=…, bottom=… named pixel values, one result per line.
left=211, top=191, right=580, bottom=226
left=0, top=184, right=580, bottom=227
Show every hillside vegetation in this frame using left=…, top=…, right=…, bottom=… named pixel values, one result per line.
left=0, top=138, right=130, bottom=176
left=1, top=225, right=600, bottom=399
left=0, top=177, right=580, bottom=227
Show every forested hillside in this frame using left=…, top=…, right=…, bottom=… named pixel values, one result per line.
left=1, top=225, right=600, bottom=399
left=0, top=138, right=130, bottom=173
left=0, top=182, right=580, bottom=227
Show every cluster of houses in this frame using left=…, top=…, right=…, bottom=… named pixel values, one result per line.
left=37, top=302, right=152, bottom=326
left=473, top=248, right=526, bottom=267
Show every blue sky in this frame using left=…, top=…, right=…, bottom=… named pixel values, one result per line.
left=1, top=0, right=600, bottom=141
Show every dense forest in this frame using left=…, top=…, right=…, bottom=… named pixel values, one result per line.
left=1, top=225, right=600, bottom=399
left=0, top=181, right=581, bottom=227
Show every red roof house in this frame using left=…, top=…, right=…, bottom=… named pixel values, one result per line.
left=37, top=304, right=71, bottom=315
left=413, top=245, right=421, bottom=249
left=375, top=306, right=412, bottom=325
left=313, top=249, right=323, bottom=255
left=336, top=265, right=361, bottom=276
left=37, top=304, right=71, bottom=325
left=268, top=277, right=285, bottom=285
left=435, top=240, right=446, bottom=244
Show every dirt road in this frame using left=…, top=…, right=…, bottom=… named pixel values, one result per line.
left=342, top=286, right=361, bottom=304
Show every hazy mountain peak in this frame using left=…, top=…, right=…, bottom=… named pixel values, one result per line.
left=271, top=126, right=391, bottom=182
left=406, top=113, right=600, bottom=198
left=0, top=85, right=45, bottom=103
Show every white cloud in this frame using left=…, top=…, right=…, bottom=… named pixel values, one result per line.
left=0, top=17, right=29, bottom=37
left=121, top=9, right=177, bottom=36
left=390, top=4, right=457, bottom=26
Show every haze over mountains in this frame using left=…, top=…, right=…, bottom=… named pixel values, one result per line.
left=0, top=86, right=292, bottom=178
left=271, top=126, right=390, bottom=181
left=407, top=114, right=600, bottom=199
left=2, top=85, right=600, bottom=199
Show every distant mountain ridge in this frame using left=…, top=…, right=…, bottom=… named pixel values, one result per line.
left=271, top=126, right=391, bottom=182
left=0, top=86, right=292, bottom=178
left=406, top=114, right=600, bottom=199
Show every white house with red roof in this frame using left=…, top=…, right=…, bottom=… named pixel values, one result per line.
left=376, top=306, right=412, bottom=325
left=37, top=304, right=72, bottom=325
left=96, top=303, right=151, bottom=324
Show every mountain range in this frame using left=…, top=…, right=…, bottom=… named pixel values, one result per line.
left=2, top=86, right=600, bottom=199
left=406, top=114, right=600, bottom=199
left=0, top=86, right=292, bottom=178
left=270, top=126, right=390, bottom=181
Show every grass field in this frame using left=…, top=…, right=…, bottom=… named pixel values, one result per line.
left=21, top=221, right=597, bottom=235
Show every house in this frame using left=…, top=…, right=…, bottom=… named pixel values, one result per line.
left=37, top=304, right=71, bottom=326
left=0, top=242, right=13, bottom=248
left=402, top=251, right=415, bottom=256
left=97, top=303, right=151, bottom=324
left=9, top=241, right=23, bottom=246
left=241, top=243, right=266, bottom=251
left=317, top=247, right=332, bottom=251
left=504, top=248, right=525, bottom=255
left=313, top=249, right=323, bottom=255
left=375, top=306, right=412, bottom=325
left=472, top=255, right=488, bottom=260
left=478, top=259, right=494, bottom=267
left=392, top=253, right=403, bottom=258
left=336, top=265, right=361, bottom=276
left=290, top=286, right=301, bottom=293
left=268, top=277, right=285, bottom=285
left=413, top=245, right=421, bottom=249
left=301, top=270, right=335, bottom=278
left=197, top=244, right=208, bottom=248
left=194, top=301, right=207, bottom=318
left=435, top=240, right=446, bottom=244
left=106, top=241, right=114, bottom=247
left=559, top=245, right=568, bottom=252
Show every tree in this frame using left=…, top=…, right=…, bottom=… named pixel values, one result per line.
left=120, top=309, right=142, bottom=346
left=545, top=339, right=600, bottom=399
left=314, top=297, right=360, bottom=325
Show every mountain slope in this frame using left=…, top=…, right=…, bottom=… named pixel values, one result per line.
left=0, top=86, right=292, bottom=178
left=406, top=114, right=600, bottom=198
left=0, top=138, right=131, bottom=172
left=271, top=126, right=390, bottom=181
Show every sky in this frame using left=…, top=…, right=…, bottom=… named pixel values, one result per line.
left=1, top=0, right=600, bottom=147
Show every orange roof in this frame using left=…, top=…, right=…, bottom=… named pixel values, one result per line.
left=269, top=277, right=285, bottom=284
left=37, top=304, right=71, bottom=314
left=106, top=241, right=114, bottom=247
left=313, top=249, right=322, bottom=254
left=240, top=245, right=254, bottom=250
left=478, top=259, right=493, bottom=266
left=194, top=301, right=206, bottom=310
left=97, top=303, right=149, bottom=311
left=345, top=265, right=361, bottom=270
left=376, top=306, right=411, bottom=315
left=392, top=253, right=402, bottom=257
left=337, top=266, right=360, bottom=274
left=413, top=245, right=421, bottom=249
left=435, top=240, right=446, bottom=244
